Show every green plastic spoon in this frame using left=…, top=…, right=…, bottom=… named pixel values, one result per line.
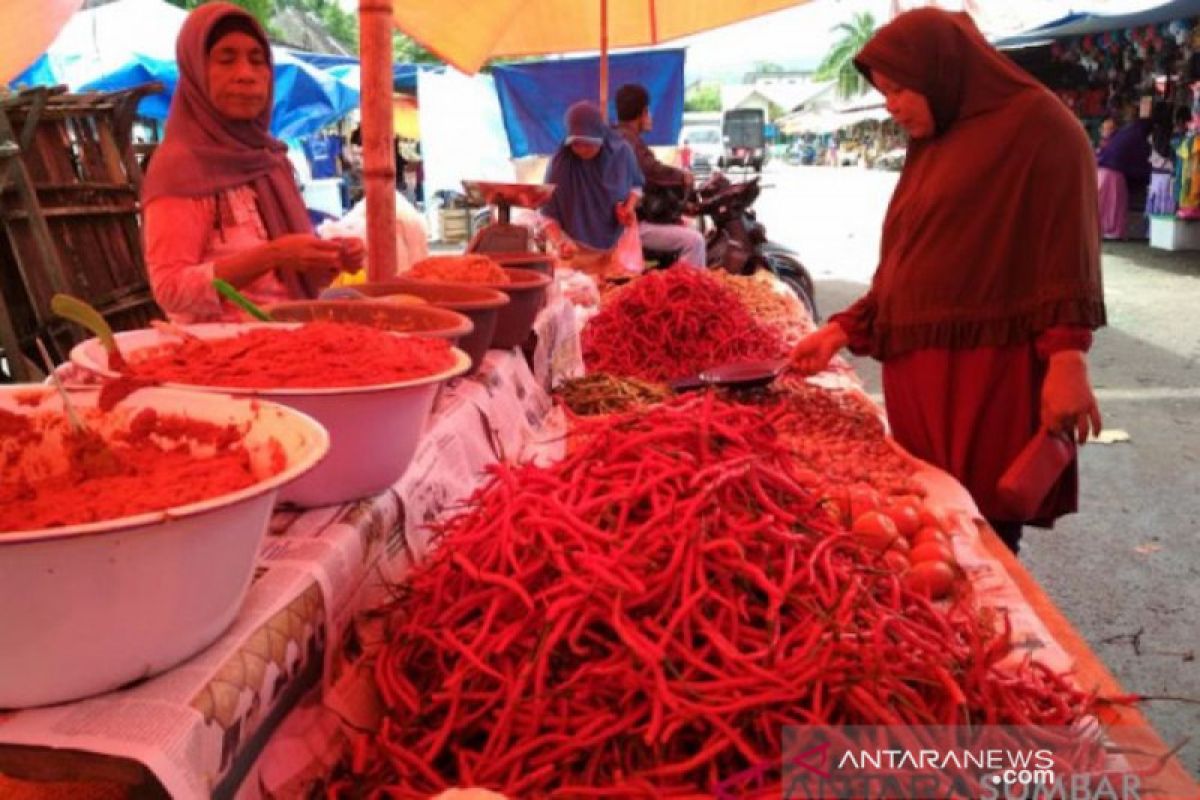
left=51, top=293, right=128, bottom=371
left=213, top=278, right=273, bottom=321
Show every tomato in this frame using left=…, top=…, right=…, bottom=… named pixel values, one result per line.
left=912, top=526, right=950, bottom=549
left=882, top=549, right=911, bottom=573
left=887, top=534, right=911, bottom=555
left=851, top=510, right=899, bottom=551
left=903, top=561, right=956, bottom=600
left=848, top=484, right=883, bottom=521
left=918, top=506, right=949, bottom=533
left=909, top=541, right=954, bottom=565
left=882, top=503, right=922, bottom=540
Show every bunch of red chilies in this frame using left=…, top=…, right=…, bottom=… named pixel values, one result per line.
left=582, top=268, right=786, bottom=382
left=344, top=394, right=1098, bottom=798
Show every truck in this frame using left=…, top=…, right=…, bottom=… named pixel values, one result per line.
left=721, top=108, right=767, bottom=173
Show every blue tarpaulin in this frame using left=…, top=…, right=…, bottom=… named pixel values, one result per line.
left=284, top=49, right=429, bottom=93
left=491, top=49, right=685, bottom=158
left=996, top=0, right=1200, bottom=48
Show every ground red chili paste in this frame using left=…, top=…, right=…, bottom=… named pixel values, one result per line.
left=0, top=408, right=274, bottom=533
left=129, top=321, right=456, bottom=388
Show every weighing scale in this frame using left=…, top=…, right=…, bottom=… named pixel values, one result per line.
left=461, top=180, right=556, bottom=254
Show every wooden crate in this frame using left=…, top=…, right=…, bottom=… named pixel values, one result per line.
left=0, top=84, right=164, bottom=381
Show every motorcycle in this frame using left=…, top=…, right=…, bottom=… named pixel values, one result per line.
left=641, top=172, right=818, bottom=321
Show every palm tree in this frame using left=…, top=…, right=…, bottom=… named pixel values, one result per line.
left=815, top=12, right=877, bottom=100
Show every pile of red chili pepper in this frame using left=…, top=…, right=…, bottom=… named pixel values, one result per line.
left=582, top=268, right=786, bottom=382
left=128, top=321, right=456, bottom=389
left=334, top=394, right=1101, bottom=798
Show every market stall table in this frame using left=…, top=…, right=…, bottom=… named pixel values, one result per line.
left=0, top=293, right=582, bottom=799
left=2, top=270, right=1196, bottom=798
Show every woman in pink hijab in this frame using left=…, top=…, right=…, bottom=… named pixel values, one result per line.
left=142, top=3, right=363, bottom=323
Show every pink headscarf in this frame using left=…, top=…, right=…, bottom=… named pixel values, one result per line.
left=141, top=2, right=311, bottom=241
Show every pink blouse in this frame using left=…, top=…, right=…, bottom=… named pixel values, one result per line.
left=143, top=185, right=294, bottom=323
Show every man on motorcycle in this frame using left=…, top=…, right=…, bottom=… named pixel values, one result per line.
left=613, top=83, right=707, bottom=268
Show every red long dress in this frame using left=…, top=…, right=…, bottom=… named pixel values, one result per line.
left=832, top=310, right=1092, bottom=525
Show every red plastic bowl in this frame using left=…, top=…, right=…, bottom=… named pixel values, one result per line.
left=355, top=282, right=509, bottom=373
left=395, top=267, right=551, bottom=350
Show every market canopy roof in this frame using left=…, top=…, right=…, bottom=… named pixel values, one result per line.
left=994, top=0, right=1200, bottom=48
left=390, top=0, right=813, bottom=74
left=7, top=0, right=360, bottom=139
left=491, top=49, right=685, bottom=157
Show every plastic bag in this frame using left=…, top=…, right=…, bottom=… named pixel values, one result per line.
left=318, top=191, right=429, bottom=285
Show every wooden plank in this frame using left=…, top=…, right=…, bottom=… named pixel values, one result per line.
left=979, top=523, right=1199, bottom=798
left=3, top=206, right=143, bottom=219
left=0, top=744, right=168, bottom=800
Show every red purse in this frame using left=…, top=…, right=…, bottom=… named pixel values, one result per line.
left=997, top=428, right=1075, bottom=519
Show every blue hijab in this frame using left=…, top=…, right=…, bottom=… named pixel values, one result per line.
left=541, top=102, right=643, bottom=250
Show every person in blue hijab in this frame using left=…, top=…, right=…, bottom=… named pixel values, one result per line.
left=539, top=101, right=643, bottom=259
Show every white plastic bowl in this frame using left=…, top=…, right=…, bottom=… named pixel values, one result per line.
left=0, top=385, right=329, bottom=708
left=69, top=323, right=471, bottom=507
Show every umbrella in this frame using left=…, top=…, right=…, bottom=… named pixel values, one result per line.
left=0, top=0, right=82, bottom=83
left=357, top=0, right=815, bottom=280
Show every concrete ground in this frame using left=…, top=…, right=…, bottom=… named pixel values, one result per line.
left=755, top=163, right=1200, bottom=777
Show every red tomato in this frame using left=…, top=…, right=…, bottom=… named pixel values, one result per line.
left=910, top=541, right=954, bottom=565
left=851, top=510, right=899, bottom=551
left=912, top=526, right=950, bottom=548
left=903, top=561, right=956, bottom=599
left=883, top=503, right=922, bottom=540
left=918, top=506, right=949, bottom=533
left=887, top=535, right=911, bottom=555
left=882, top=550, right=911, bottom=573
left=848, top=484, right=883, bottom=521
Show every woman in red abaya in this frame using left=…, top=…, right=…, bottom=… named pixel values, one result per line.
left=790, top=9, right=1106, bottom=554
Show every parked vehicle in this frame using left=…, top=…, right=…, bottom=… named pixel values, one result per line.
left=720, top=108, right=767, bottom=173
left=679, top=124, right=722, bottom=178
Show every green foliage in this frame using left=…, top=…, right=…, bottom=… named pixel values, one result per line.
left=685, top=84, right=721, bottom=113
left=814, top=11, right=876, bottom=100
left=394, top=32, right=440, bottom=64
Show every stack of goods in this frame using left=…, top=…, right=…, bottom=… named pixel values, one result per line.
left=408, top=255, right=511, bottom=284
left=126, top=322, right=456, bottom=388
left=328, top=394, right=1104, bottom=798
left=711, top=271, right=814, bottom=345
left=554, top=373, right=670, bottom=416
left=582, top=268, right=785, bottom=382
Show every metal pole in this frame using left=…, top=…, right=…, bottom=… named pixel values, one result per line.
left=359, top=0, right=398, bottom=281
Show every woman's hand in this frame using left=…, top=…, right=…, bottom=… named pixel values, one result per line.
left=615, top=195, right=638, bottom=227
left=789, top=323, right=848, bottom=375
left=268, top=234, right=343, bottom=274
left=555, top=235, right=579, bottom=260
left=332, top=237, right=366, bottom=272
left=1041, top=350, right=1102, bottom=443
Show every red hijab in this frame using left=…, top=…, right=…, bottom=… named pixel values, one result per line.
left=142, top=3, right=312, bottom=242
left=852, top=9, right=1105, bottom=360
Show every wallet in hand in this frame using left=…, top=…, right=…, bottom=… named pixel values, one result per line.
left=997, top=427, right=1075, bottom=519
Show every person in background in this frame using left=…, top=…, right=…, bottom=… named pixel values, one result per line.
left=394, top=135, right=408, bottom=193
left=1095, top=116, right=1117, bottom=155
left=539, top=101, right=643, bottom=272
left=789, top=8, right=1105, bottom=555
left=1096, top=117, right=1152, bottom=239
left=612, top=83, right=707, bottom=268
left=142, top=3, right=363, bottom=323
left=1146, top=107, right=1177, bottom=216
